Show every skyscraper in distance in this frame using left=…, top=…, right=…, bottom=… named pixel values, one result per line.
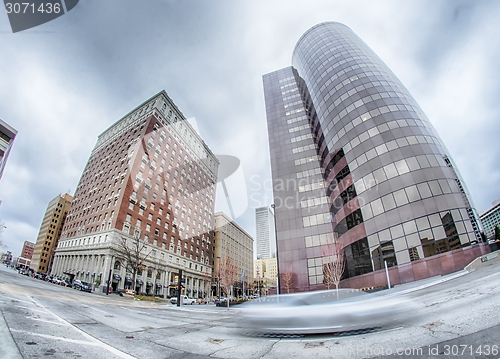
left=264, top=22, right=485, bottom=292
left=255, top=206, right=276, bottom=259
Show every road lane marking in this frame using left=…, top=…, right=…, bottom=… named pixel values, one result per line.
left=26, top=317, right=67, bottom=325
left=29, top=297, right=137, bottom=359
left=10, top=329, right=100, bottom=346
left=16, top=305, right=47, bottom=314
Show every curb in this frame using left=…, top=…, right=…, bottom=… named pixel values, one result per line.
left=0, top=309, right=23, bottom=359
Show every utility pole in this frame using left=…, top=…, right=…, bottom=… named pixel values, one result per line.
left=176, top=269, right=182, bottom=307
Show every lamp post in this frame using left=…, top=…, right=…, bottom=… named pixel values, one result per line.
left=216, top=256, right=221, bottom=299
left=270, top=204, right=279, bottom=295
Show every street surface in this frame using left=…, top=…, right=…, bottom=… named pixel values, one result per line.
left=0, top=262, right=499, bottom=359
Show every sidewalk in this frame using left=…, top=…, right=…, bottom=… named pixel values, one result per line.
left=0, top=309, right=23, bottom=359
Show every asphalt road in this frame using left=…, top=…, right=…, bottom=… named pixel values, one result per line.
left=0, top=262, right=499, bottom=359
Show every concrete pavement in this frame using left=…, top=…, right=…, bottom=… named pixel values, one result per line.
left=0, top=308, right=22, bottom=359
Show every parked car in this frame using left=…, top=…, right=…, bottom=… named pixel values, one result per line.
left=170, top=296, right=196, bottom=305
left=73, top=280, right=92, bottom=292
left=59, top=279, right=71, bottom=287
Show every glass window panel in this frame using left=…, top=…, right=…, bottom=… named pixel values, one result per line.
left=416, top=155, right=430, bottom=168
left=366, top=148, right=377, bottom=160
left=406, top=157, right=420, bottom=171
left=427, top=155, right=439, bottom=167
left=456, top=221, right=466, bottom=234
left=368, top=127, right=379, bottom=137
left=378, top=123, right=390, bottom=132
left=432, top=225, right=446, bottom=240
left=464, top=220, right=473, bottom=232
left=390, top=224, right=404, bottom=239
left=382, top=194, right=397, bottom=211
left=361, top=204, right=373, bottom=220
left=406, top=233, right=420, bottom=247
left=451, top=209, right=461, bottom=220
left=358, top=153, right=368, bottom=165
left=373, top=167, right=387, bottom=183
left=386, top=140, right=398, bottom=151
left=375, top=143, right=388, bottom=155
left=438, top=179, right=452, bottom=194
left=363, top=173, right=376, bottom=189
left=393, top=237, right=407, bottom=251
left=396, top=250, right=410, bottom=265
left=393, top=189, right=409, bottom=206
left=354, top=178, right=366, bottom=193
left=367, top=233, right=379, bottom=248
left=417, top=183, right=432, bottom=198
left=405, top=185, right=421, bottom=202
left=416, top=216, right=430, bottom=230
left=378, top=229, right=391, bottom=241
left=371, top=198, right=384, bottom=216
left=407, top=136, right=419, bottom=145
left=384, top=163, right=398, bottom=179
left=403, top=220, right=417, bottom=235
left=396, top=137, right=409, bottom=147
left=428, top=214, right=441, bottom=227
left=419, top=229, right=433, bottom=240
left=428, top=181, right=443, bottom=196
left=394, top=159, right=410, bottom=175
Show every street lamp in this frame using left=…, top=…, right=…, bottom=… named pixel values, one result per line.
left=216, top=256, right=221, bottom=298
left=270, top=204, right=279, bottom=295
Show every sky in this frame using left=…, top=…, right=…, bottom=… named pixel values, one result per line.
left=0, top=0, right=499, bottom=257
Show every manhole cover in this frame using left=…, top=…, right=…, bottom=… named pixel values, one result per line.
left=207, top=338, right=224, bottom=344
left=423, top=322, right=443, bottom=329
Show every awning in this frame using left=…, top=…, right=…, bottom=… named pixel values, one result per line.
left=146, top=281, right=153, bottom=287
left=113, top=274, right=122, bottom=281
left=155, top=283, right=162, bottom=288
left=125, top=277, right=132, bottom=283
left=186, top=288, right=191, bottom=292
left=136, top=279, right=144, bottom=285
left=193, top=289, right=197, bottom=293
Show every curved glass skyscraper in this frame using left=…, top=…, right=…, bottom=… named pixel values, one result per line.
left=264, top=22, right=485, bottom=292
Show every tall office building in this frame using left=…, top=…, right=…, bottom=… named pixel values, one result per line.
left=480, top=200, right=500, bottom=239
left=31, top=193, right=73, bottom=274
left=0, top=118, right=17, bottom=180
left=213, top=212, right=253, bottom=297
left=264, top=22, right=485, bottom=292
left=52, top=91, right=218, bottom=297
left=255, top=206, right=276, bottom=259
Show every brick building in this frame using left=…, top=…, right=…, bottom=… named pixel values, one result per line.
left=51, top=91, right=218, bottom=297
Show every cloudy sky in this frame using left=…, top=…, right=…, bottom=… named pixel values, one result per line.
left=1, top=0, right=499, bottom=256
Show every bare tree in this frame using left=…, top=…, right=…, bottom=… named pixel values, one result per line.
left=218, top=252, right=237, bottom=310
left=322, top=240, right=346, bottom=299
left=113, top=231, right=154, bottom=294
left=281, top=270, right=294, bottom=294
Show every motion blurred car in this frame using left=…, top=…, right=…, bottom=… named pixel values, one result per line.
left=73, top=280, right=92, bottom=293
left=170, top=295, right=196, bottom=305
left=237, top=289, right=410, bottom=334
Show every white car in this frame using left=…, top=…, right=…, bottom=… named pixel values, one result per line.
left=170, top=295, right=196, bottom=305
left=238, top=289, right=411, bottom=334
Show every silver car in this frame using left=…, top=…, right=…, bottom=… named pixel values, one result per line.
left=237, top=289, right=410, bottom=334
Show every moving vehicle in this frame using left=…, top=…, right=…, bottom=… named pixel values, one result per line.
left=73, top=280, right=92, bottom=293
left=238, top=289, right=410, bottom=334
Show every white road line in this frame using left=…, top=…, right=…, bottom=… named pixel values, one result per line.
left=10, top=329, right=99, bottom=346
left=29, top=297, right=137, bottom=359
left=16, top=305, right=47, bottom=314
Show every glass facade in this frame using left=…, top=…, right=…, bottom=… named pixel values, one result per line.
left=264, top=22, right=484, bottom=292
